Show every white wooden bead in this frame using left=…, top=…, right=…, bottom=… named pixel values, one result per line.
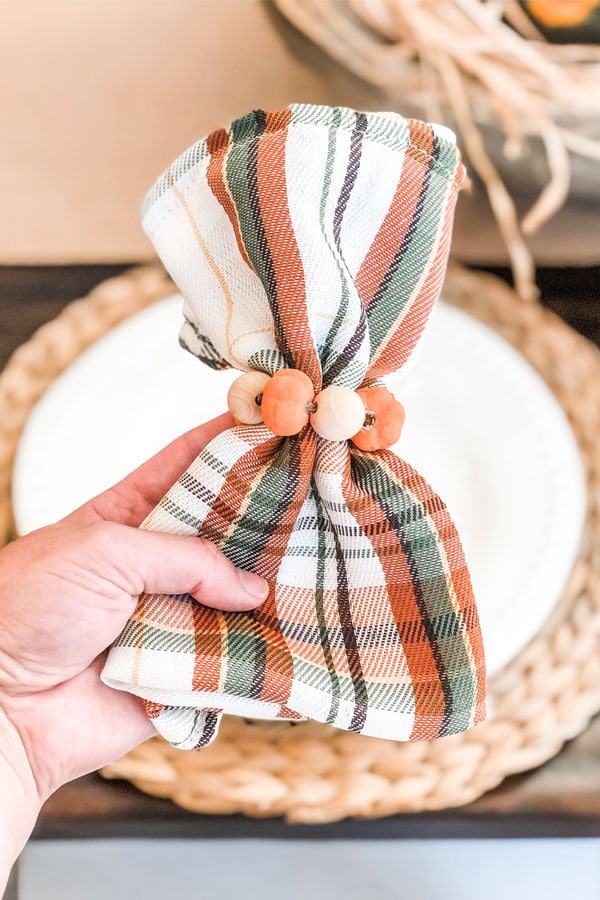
left=310, top=385, right=366, bottom=442
left=227, top=371, right=271, bottom=424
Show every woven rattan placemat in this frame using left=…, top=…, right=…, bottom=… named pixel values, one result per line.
left=1, top=264, right=599, bottom=822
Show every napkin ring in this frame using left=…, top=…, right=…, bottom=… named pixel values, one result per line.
left=227, top=369, right=405, bottom=450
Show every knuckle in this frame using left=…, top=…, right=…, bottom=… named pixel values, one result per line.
left=196, top=537, right=223, bottom=565
left=88, top=520, right=123, bottom=547
left=82, top=521, right=130, bottom=563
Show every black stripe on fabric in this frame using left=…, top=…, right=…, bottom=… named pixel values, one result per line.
left=195, top=710, right=220, bottom=748
left=368, top=133, right=440, bottom=321
left=256, top=610, right=410, bottom=651
left=379, top=500, right=453, bottom=735
left=323, top=111, right=369, bottom=385
left=159, top=496, right=210, bottom=532
left=179, top=336, right=231, bottom=371
left=232, top=441, right=303, bottom=574
left=323, top=312, right=367, bottom=385
left=253, top=108, right=267, bottom=133
left=165, top=706, right=219, bottom=750
left=180, top=470, right=221, bottom=503
left=180, top=317, right=231, bottom=369
left=349, top=450, right=455, bottom=734
left=245, top=113, right=294, bottom=367
left=331, top=521, right=369, bottom=733
left=333, top=112, right=368, bottom=250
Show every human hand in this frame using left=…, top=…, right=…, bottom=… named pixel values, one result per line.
left=0, top=412, right=267, bottom=875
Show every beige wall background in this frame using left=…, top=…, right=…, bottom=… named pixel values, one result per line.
left=0, top=0, right=381, bottom=263
left=2, top=0, right=598, bottom=265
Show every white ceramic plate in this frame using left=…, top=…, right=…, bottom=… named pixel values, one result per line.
left=12, top=296, right=586, bottom=676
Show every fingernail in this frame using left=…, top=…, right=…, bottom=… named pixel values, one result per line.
left=237, top=569, right=269, bottom=600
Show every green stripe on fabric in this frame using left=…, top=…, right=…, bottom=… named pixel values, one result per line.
left=291, top=655, right=415, bottom=714
left=228, top=111, right=295, bottom=367
left=143, top=105, right=458, bottom=218
left=318, top=108, right=368, bottom=389
left=226, top=115, right=268, bottom=289
left=159, top=497, right=207, bottom=533
left=196, top=449, right=232, bottom=480
left=367, top=154, right=455, bottom=356
left=118, top=619, right=196, bottom=654
left=351, top=452, right=475, bottom=733
left=290, top=105, right=405, bottom=155
left=218, top=435, right=305, bottom=700
left=224, top=625, right=260, bottom=698
left=246, top=348, right=287, bottom=375
left=289, top=105, right=459, bottom=170
left=179, top=318, right=231, bottom=370
left=219, top=439, right=300, bottom=574
left=142, top=138, right=210, bottom=213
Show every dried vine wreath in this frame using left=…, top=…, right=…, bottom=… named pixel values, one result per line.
left=274, top=0, right=600, bottom=301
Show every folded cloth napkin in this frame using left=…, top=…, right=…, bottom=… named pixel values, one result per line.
left=102, top=104, right=486, bottom=749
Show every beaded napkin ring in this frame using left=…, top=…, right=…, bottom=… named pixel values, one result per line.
left=227, top=370, right=405, bottom=449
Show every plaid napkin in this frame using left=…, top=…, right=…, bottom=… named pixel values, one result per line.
left=102, top=105, right=486, bottom=749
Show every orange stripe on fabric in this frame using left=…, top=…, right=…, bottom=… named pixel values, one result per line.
left=198, top=429, right=313, bottom=707
left=143, top=700, right=164, bottom=719
left=407, top=118, right=435, bottom=157
left=200, top=433, right=282, bottom=549
left=265, top=108, right=293, bottom=133
left=377, top=449, right=486, bottom=722
left=253, top=427, right=317, bottom=705
left=368, top=165, right=462, bottom=379
left=278, top=706, right=304, bottom=720
left=201, top=434, right=294, bottom=702
left=355, top=133, right=429, bottom=310
left=341, top=452, right=448, bottom=730
left=356, top=121, right=461, bottom=381
left=191, top=605, right=225, bottom=693
left=255, top=119, right=322, bottom=389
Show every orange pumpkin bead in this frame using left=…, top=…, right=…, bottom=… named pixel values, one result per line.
left=351, top=386, right=405, bottom=451
left=261, top=369, right=315, bottom=436
left=526, top=0, right=597, bottom=28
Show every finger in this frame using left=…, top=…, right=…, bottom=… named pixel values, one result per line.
left=67, top=412, right=234, bottom=528
left=87, top=521, right=268, bottom=610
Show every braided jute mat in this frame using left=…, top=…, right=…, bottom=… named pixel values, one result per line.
left=1, top=264, right=600, bottom=822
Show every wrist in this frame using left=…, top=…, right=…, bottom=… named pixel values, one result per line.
left=0, top=706, right=41, bottom=883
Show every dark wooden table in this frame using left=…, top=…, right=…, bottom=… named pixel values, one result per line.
left=2, top=264, right=600, bottom=845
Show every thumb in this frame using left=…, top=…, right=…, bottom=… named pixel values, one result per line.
left=87, top=522, right=269, bottom=611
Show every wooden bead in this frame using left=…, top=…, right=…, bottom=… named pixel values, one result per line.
left=310, top=385, right=366, bottom=442
left=227, top=371, right=271, bottom=425
left=351, top=386, right=405, bottom=451
left=261, top=369, right=315, bottom=436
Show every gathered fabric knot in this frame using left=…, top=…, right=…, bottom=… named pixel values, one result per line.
left=102, top=104, right=486, bottom=750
